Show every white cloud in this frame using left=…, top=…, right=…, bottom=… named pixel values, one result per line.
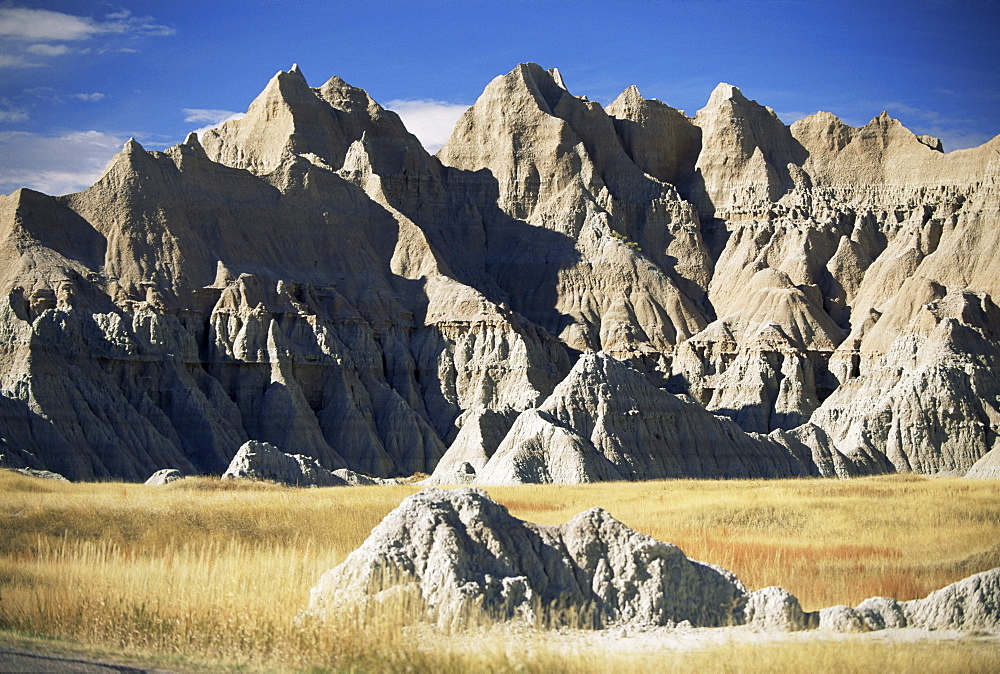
left=26, top=43, right=69, bottom=56
left=0, top=7, right=99, bottom=41
left=0, top=107, right=27, bottom=122
left=773, top=110, right=811, bottom=125
left=0, top=6, right=173, bottom=67
left=182, top=109, right=246, bottom=138
left=103, top=9, right=174, bottom=37
left=875, top=101, right=993, bottom=151
left=0, top=53, right=37, bottom=67
left=0, top=130, right=126, bottom=196
left=0, top=6, right=173, bottom=41
left=72, top=93, right=106, bottom=102
left=881, top=101, right=948, bottom=126
left=386, top=99, right=470, bottom=153
left=183, top=108, right=243, bottom=125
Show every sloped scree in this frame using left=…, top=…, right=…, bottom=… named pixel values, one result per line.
left=305, top=488, right=1000, bottom=633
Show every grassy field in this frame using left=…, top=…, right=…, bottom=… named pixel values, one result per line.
left=0, top=470, right=998, bottom=672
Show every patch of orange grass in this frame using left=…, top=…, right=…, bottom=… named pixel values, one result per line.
left=661, top=536, right=921, bottom=608
left=488, top=475, right=1000, bottom=609
left=493, top=498, right=566, bottom=513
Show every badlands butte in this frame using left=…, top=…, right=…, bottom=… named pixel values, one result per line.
left=1, top=62, right=999, bottom=484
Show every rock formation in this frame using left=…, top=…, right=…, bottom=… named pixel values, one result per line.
left=6, top=468, right=69, bottom=482
left=221, top=439, right=398, bottom=486
left=222, top=440, right=348, bottom=486
left=966, top=447, right=1000, bottom=479
left=459, top=352, right=861, bottom=485
left=0, top=63, right=997, bottom=482
left=305, top=488, right=1000, bottom=632
left=305, top=487, right=749, bottom=629
left=144, top=468, right=184, bottom=485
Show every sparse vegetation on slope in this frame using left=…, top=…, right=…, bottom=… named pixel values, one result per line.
left=0, top=471, right=998, bottom=671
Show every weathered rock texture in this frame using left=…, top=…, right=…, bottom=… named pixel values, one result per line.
left=0, top=63, right=997, bottom=482
left=220, top=440, right=397, bottom=486
left=144, top=468, right=183, bottom=485
left=305, top=487, right=749, bottom=629
left=966, top=447, right=1000, bottom=479
left=816, top=567, right=1000, bottom=632
left=466, top=352, right=862, bottom=485
left=222, top=440, right=348, bottom=486
left=306, top=488, right=1000, bottom=632
left=8, top=468, right=68, bottom=482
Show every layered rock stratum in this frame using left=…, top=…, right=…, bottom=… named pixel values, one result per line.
left=0, top=63, right=997, bottom=482
left=305, top=488, right=1000, bottom=632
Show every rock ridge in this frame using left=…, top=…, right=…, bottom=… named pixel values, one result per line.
left=305, top=488, right=1000, bottom=632
left=0, top=62, right=997, bottom=482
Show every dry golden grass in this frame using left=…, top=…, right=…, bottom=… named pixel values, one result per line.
left=488, top=475, right=1000, bottom=610
left=0, top=470, right=998, bottom=672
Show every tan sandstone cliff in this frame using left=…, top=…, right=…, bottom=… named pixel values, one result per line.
left=0, top=63, right=997, bottom=482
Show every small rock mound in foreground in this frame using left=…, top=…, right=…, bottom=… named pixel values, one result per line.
left=221, top=440, right=399, bottom=487
left=223, top=440, right=347, bottom=487
left=305, top=487, right=747, bottom=630
left=305, top=488, right=1000, bottom=633
left=144, top=468, right=184, bottom=485
left=12, top=468, right=69, bottom=482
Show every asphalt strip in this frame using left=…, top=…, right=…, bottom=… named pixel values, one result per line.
left=0, top=643, right=167, bottom=673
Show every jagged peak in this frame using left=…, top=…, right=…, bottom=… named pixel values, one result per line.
left=796, top=110, right=845, bottom=127
left=917, top=134, right=944, bottom=152
left=611, top=84, right=644, bottom=109
left=164, top=131, right=210, bottom=166
left=319, top=74, right=355, bottom=94
left=607, top=86, right=692, bottom=123
left=236, top=64, right=329, bottom=124
left=547, top=67, right=567, bottom=91
left=790, top=111, right=855, bottom=145
left=857, top=111, right=918, bottom=141
left=503, top=62, right=570, bottom=114
left=230, top=65, right=319, bottom=129
left=513, top=61, right=545, bottom=77
left=95, top=135, right=166, bottom=186
left=510, top=62, right=566, bottom=90
left=566, top=350, right=633, bottom=382
left=869, top=110, right=900, bottom=126
left=262, top=65, right=314, bottom=98
left=267, top=63, right=305, bottom=84
left=340, top=134, right=373, bottom=174
left=6, top=186, right=47, bottom=207
left=706, top=82, right=748, bottom=108
left=318, top=75, right=380, bottom=115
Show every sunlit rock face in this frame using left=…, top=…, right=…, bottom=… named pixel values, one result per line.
left=304, top=488, right=1000, bottom=631
left=0, top=63, right=997, bottom=482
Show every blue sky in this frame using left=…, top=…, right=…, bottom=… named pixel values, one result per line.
left=1, top=0, right=997, bottom=195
